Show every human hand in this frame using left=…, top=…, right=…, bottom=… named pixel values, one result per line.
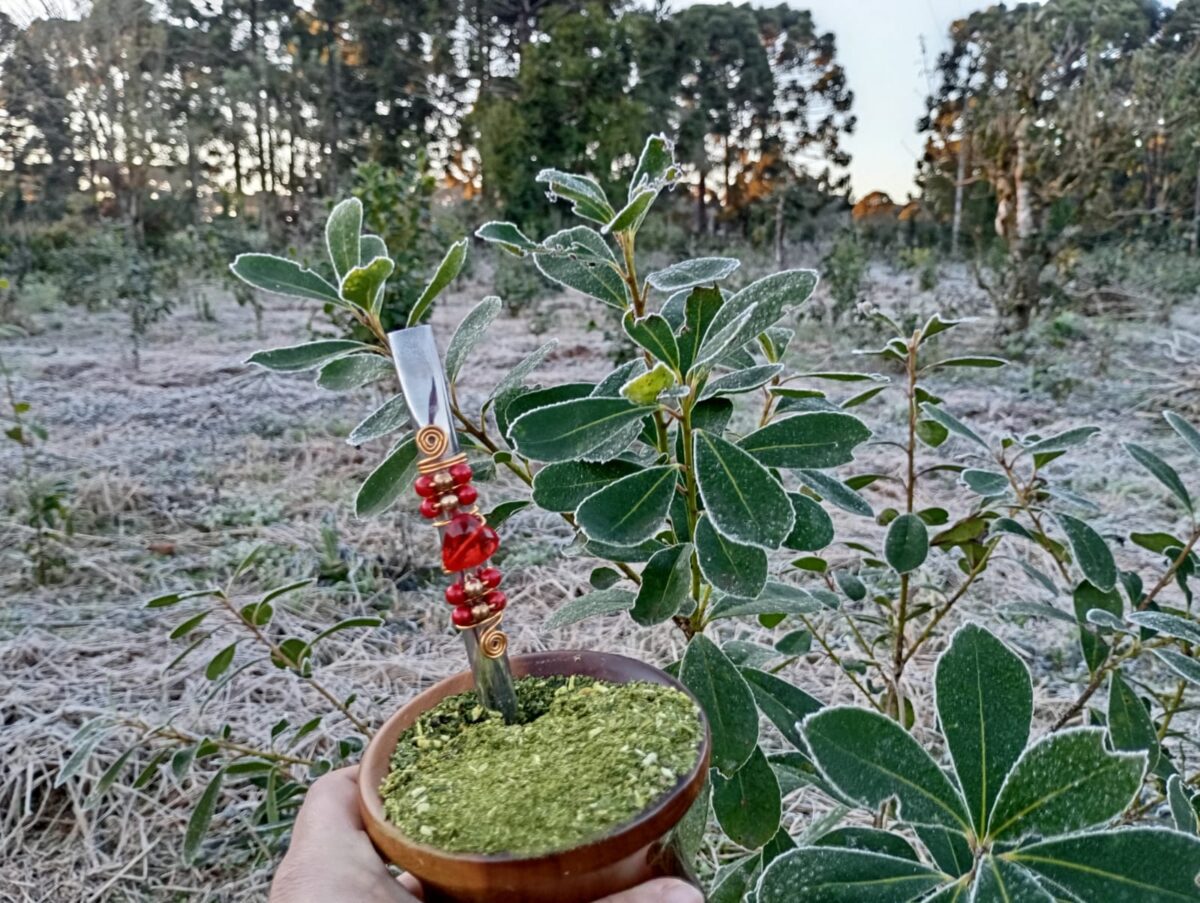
left=269, top=766, right=703, bottom=903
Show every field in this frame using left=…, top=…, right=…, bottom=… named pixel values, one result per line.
left=3, top=255, right=1197, bottom=901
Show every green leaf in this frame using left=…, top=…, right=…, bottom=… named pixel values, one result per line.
left=1126, top=442, right=1193, bottom=511
left=510, top=396, right=648, bottom=462
left=699, top=364, right=783, bottom=400
left=83, top=747, right=138, bottom=809
left=703, top=270, right=818, bottom=358
left=347, top=395, right=409, bottom=445
left=1011, top=827, right=1200, bottom=902
left=230, top=253, right=341, bottom=304
left=315, top=354, right=393, bottom=391
left=797, top=470, right=874, bottom=518
left=916, top=418, right=949, bottom=448
left=680, top=635, right=758, bottom=776
left=675, top=285, right=724, bottom=373
left=710, top=854, right=761, bottom=903
left=1127, top=611, right=1200, bottom=644
left=695, top=515, right=768, bottom=599
left=1168, top=775, right=1199, bottom=834
left=970, top=857, right=1053, bottom=902
left=531, top=459, right=638, bottom=512
left=545, top=589, right=635, bottom=629
left=408, top=238, right=467, bottom=326
left=917, top=826, right=974, bottom=879
left=1164, top=410, right=1200, bottom=459
left=303, top=617, right=383, bottom=655
left=739, top=412, right=871, bottom=470
left=776, top=629, right=812, bottom=655
left=758, top=847, right=947, bottom=903
left=743, top=668, right=822, bottom=748
left=920, top=403, right=988, bottom=449
left=487, top=340, right=558, bottom=404
left=1074, top=581, right=1122, bottom=673
left=935, top=625, right=1033, bottom=836
left=694, top=430, right=794, bottom=550
left=1024, top=426, right=1101, bottom=455
left=145, top=588, right=217, bottom=609
left=605, top=187, right=656, bottom=235
left=925, top=356, right=1007, bottom=370
left=500, top=383, right=593, bottom=441
left=205, top=642, right=238, bottom=680
left=708, top=582, right=821, bottom=621
left=884, top=514, right=928, bottom=573
left=474, top=221, right=539, bottom=254
left=483, top=499, right=530, bottom=530
left=622, top=311, right=680, bottom=370
left=783, top=493, right=834, bottom=552
left=169, top=610, right=210, bottom=639
left=1108, top=670, right=1159, bottom=772
left=631, top=543, right=692, bottom=626
left=987, top=728, right=1145, bottom=842
left=246, top=339, right=366, bottom=372
left=1055, top=512, right=1117, bottom=592
left=57, top=718, right=114, bottom=787
left=647, top=257, right=739, bottom=293
left=355, top=437, right=418, bottom=517
left=445, top=296, right=502, bottom=383
left=620, top=361, right=676, bottom=404
left=1152, top=648, right=1200, bottom=687
left=535, top=227, right=627, bottom=308
left=325, top=198, right=362, bottom=281
left=628, top=133, right=676, bottom=199
left=961, top=469, right=1009, bottom=496
left=536, top=169, right=615, bottom=224
left=183, top=768, right=225, bottom=863
left=813, top=827, right=920, bottom=861
left=574, top=465, right=678, bottom=545
left=711, top=747, right=781, bottom=849
left=360, top=234, right=387, bottom=262
left=802, top=706, right=971, bottom=832
left=340, top=256, right=394, bottom=312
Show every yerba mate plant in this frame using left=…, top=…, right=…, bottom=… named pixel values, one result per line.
left=63, top=136, right=1200, bottom=895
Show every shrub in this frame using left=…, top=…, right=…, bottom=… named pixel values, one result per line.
left=66, top=136, right=1200, bottom=894
left=822, top=230, right=868, bottom=318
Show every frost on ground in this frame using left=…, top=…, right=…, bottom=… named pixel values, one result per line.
left=1, top=264, right=1196, bottom=900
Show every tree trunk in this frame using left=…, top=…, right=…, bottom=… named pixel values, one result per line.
left=1004, top=123, right=1041, bottom=330
left=325, top=18, right=342, bottom=196
left=695, top=167, right=708, bottom=235
left=951, top=122, right=968, bottom=257
left=1192, top=155, right=1200, bottom=255
left=773, top=189, right=786, bottom=269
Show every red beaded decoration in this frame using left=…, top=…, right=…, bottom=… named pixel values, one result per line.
left=413, top=449, right=505, bottom=629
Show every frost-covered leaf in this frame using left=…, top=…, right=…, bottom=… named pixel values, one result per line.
left=315, top=353, right=393, bottom=391
left=796, top=470, right=873, bottom=518
left=695, top=430, right=794, bottom=550
left=740, top=412, right=871, bottom=470
left=680, top=635, right=758, bottom=776
left=1107, top=670, right=1159, bottom=772
left=574, top=465, right=677, bottom=545
left=695, top=515, right=767, bottom=599
left=340, top=256, right=393, bottom=312
left=712, top=747, right=781, bottom=849
left=230, top=254, right=341, bottom=304
left=546, top=588, right=635, bottom=629
left=935, top=625, right=1032, bottom=836
left=246, top=339, right=367, bottom=372
left=536, top=169, right=615, bottom=224
left=647, top=257, right=740, bottom=293
left=699, top=364, right=783, bottom=400
left=757, top=847, right=946, bottom=903
left=884, top=514, right=928, bottom=573
left=743, top=667, right=822, bottom=748
left=1125, top=442, right=1193, bottom=512
left=531, top=459, right=638, bottom=512
left=802, top=706, right=972, bottom=832
left=474, top=220, right=539, bottom=254
left=325, top=197, right=362, bottom=281
left=355, top=437, right=418, bottom=517
left=408, top=238, right=468, bottom=326
left=347, top=396, right=409, bottom=445
left=446, top=296, right=502, bottom=382
left=622, top=311, right=680, bottom=370
left=630, top=543, right=692, bottom=625
left=535, top=226, right=627, bottom=308
left=969, top=856, right=1053, bottom=902
left=987, top=728, right=1144, bottom=842
left=783, top=493, right=834, bottom=552
left=1055, top=512, right=1117, bottom=592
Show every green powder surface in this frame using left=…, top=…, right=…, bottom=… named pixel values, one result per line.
left=380, top=676, right=703, bottom=856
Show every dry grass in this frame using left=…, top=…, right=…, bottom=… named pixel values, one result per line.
left=2, top=263, right=1198, bottom=901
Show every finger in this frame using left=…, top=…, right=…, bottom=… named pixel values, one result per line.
left=593, top=878, right=704, bottom=903
left=293, top=766, right=364, bottom=837
left=397, top=873, right=425, bottom=900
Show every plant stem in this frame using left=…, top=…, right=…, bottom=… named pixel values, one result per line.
left=890, top=330, right=920, bottom=714
left=901, top=538, right=1000, bottom=668
left=801, top=614, right=885, bottom=713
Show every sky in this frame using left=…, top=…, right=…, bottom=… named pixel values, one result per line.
left=680, top=0, right=998, bottom=200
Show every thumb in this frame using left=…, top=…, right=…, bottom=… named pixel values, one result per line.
left=594, top=878, right=704, bottom=903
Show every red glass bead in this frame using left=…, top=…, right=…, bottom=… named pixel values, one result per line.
left=449, top=462, right=473, bottom=485
left=419, top=498, right=440, bottom=519
left=445, top=582, right=466, bottom=606
left=456, top=484, right=478, bottom=506
left=414, top=474, right=436, bottom=498
left=451, top=605, right=475, bottom=627
left=485, top=590, right=507, bottom=612
left=441, top=512, right=500, bottom=572
left=478, top=567, right=502, bottom=588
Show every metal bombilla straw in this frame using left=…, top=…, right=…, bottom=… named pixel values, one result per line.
left=388, top=325, right=520, bottom=724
